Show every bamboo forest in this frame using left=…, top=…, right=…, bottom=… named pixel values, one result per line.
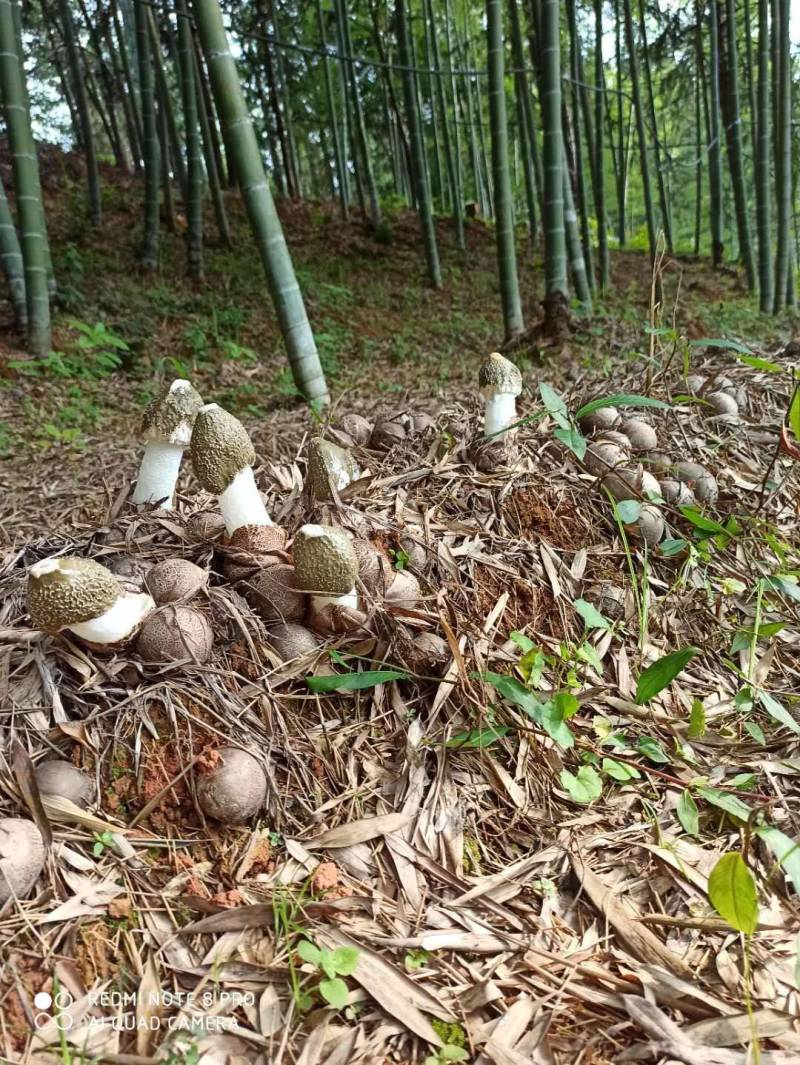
left=2, top=0, right=800, bottom=1060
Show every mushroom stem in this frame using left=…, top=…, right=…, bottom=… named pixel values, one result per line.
left=311, top=589, right=358, bottom=614
left=68, top=592, right=154, bottom=644
left=483, top=393, right=517, bottom=438
left=218, top=467, right=272, bottom=535
left=132, top=441, right=185, bottom=507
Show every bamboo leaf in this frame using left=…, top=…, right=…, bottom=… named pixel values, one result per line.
left=789, top=389, right=800, bottom=442
left=573, top=598, right=611, bottom=631
left=708, top=852, right=758, bottom=934
left=756, top=826, right=800, bottom=893
left=677, top=790, right=699, bottom=836
left=689, top=337, right=753, bottom=354
left=635, top=647, right=699, bottom=704
left=305, top=669, right=408, bottom=692
left=575, top=394, right=670, bottom=418
left=695, top=785, right=753, bottom=822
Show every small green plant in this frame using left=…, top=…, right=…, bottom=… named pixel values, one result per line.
left=423, top=1047, right=468, bottom=1065
left=295, top=939, right=359, bottom=1010
left=92, top=830, right=115, bottom=857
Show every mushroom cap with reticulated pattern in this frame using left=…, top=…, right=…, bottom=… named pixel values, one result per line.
left=190, top=404, right=256, bottom=495
left=27, top=557, right=121, bottom=634
left=141, top=379, right=203, bottom=447
left=478, top=352, right=522, bottom=397
left=292, top=525, right=358, bottom=596
left=306, top=437, right=360, bottom=501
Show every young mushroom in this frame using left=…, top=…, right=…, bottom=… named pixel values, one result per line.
left=578, top=405, right=619, bottom=434
left=35, top=760, right=95, bottom=809
left=27, top=557, right=154, bottom=646
left=145, top=559, right=207, bottom=604
left=0, top=819, right=45, bottom=904
left=674, top=460, right=718, bottom=504
left=268, top=622, right=322, bottom=662
left=196, top=748, right=267, bottom=822
left=244, top=563, right=305, bottom=623
left=292, top=524, right=363, bottom=633
left=132, top=379, right=203, bottom=508
left=190, top=404, right=271, bottom=536
left=619, top=418, right=658, bottom=453
left=624, top=504, right=665, bottom=548
left=306, top=437, right=360, bottom=502
left=478, top=352, right=523, bottom=438
left=136, top=606, right=214, bottom=663
left=339, top=412, right=372, bottom=446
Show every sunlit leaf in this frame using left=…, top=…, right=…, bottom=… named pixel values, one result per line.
left=573, top=598, right=611, bottom=630
left=688, top=699, right=706, bottom=739
left=319, top=976, right=349, bottom=1009
left=575, top=394, right=670, bottom=418
left=635, top=647, right=699, bottom=704
left=306, top=669, right=408, bottom=692
left=759, top=692, right=800, bottom=735
left=708, top=852, right=758, bottom=934
left=735, top=353, right=782, bottom=372
left=446, top=727, right=510, bottom=749
left=636, top=735, right=670, bottom=763
left=602, top=757, right=641, bottom=782
left=789, top=388, right=800, bottom=442
left=695, top=785, right=753, bottom=822
left=677, top=790, right=699, bottom=836
left=560, top=765, right=603, bottom=804
left=615, top=499, right=642, bottom=524
left=554, top=426, right=587, bottom=459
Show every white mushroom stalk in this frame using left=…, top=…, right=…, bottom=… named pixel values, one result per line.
left=478, top=352, right=523, bottom=439
left=27, top=557, right=154, bottom=645
left=132, top=379, right=203, bottom=508
left=190, top=404, right=272, bottom=535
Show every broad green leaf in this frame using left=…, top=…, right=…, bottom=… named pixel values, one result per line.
left=296, top=940, right=321, bottom=966
left=481, top=671, right=544, bottom=717
left=440, top=1049, right=469, bottom=1062
left=744, top=720, right=766, bottom=745
left=305, top=669, right=408, bottom=692
left=539, top=382, right=569, bottom=419
left=735, top=353, right=782, bottom=372
left=319, top=976, right=349, bottom=1009
left=541, top=695, right=576, bottom=749
left=689, top=337, right=752, bottom=354
left=756, top=826, right=800, bottom=893
left=679, top=507, right=730, bottom=534
left=759, top=692, right=800, bottom=735
left=695, top=785, right=753, bottom=822
left=688, top=699, right=706, bottom=739
left=660, top=537, right=690, bottom=556
left=789, top=388, right=800, bottom=442
left=510, top=630, right=535, bottom=653
left=615, top=499, right=642, bottom=524
left=573, top=598, right=611, bottom=631
left=575, top=394, right=670, bottom=418
left=446, top=726, right=510, bottom=749
left=554, top=425, right=587, bottom=459
left=708, top=852, right=758, bottom=934
left=677, top=790, right=699, bottom=836
left=576, top=641, right=603, bottom=672
left=320, top=949, right=338, bottom=979
left=730, top=773, right=756, bottom=789
left=331, top=947, right=359, bottom=975
left=636, top=735, right=670, bottom=763
left=602, top=757, right=641, bottom=782
left=636, top=647, right=700, bottom=704
left=560, top=765, right=603, bottom=804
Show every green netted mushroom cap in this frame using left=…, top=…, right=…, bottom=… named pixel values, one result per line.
left=28, top=557, right=120, bottom=634
left=307, top=437, right=360, bottom=501
left=141, top=379, right=203, bottom=447
left=191, top=404, right=256, bottom=495
left=293, top=525, right=358, bottom=595
left=478, top=352, right=522, bottom=397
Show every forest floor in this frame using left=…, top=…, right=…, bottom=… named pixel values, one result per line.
left=1, top=152, right=800, bottom=1065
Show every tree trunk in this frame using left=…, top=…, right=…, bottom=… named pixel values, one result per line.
left=430, top=0, right=464, bottom=246
left=720, top=0, right=756, bottom=289
left=192, top=40, right=231, bottom=244
left=637, top=0, right=672, bottom=251
left=135, top=0, right=160, bottom=268
left=316, top=0, right=348, bottom=217
left=755, top=0, right=772, bottom=309
left=487, top=0, right=523, bottom=337
left=541, top=0, right=567, bottom=296
left=57, top=0, right=101, bottom=223
left=772, top=0, right=791, bottom=311
left=593, top=0, right=609, bottom=289
left=622, top=0, right=656, bottom=260
left=338, top=0, right=381, bottom=225
left=177, top=0, right=203, bottom=278
left=192, top=0, right=329, bottom=404
left=0, top=172, right=26, bottom=326
left=708, top=0, right=725, bottom=265
left=0, top=0, right=51, bottom=354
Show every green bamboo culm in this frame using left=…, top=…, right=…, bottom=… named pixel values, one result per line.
left=508, top=0, right=538, bottom=240
left=338, top=0, right=381, bottom=226
left=755, top=0, right=772, bottom=310
left=593, top=0, right=609, bottom=291
left=134, top=0, right=160, bottom=268
left=621, top=0, right=656, bottom=261
left=192, top=40, right=231, bottom=245
left=0, top=172, right=26, bottom=326
left=772, top=0, right=791, bottom=312
left=177, top=0, right=203, bottom=279
left=486, top=0, right=523, bottom=337
left=191, top=0, right=329, bottom=405
left=0, top=0, right=51, bottom=355
left=315, top=0, right=347, bottom=218
left=721, top=0, right=755, bottom=291
left=396, top=0, right=442, bottom=287
left=541, top=0, right=567, bottom=297
left=707, top=0, right=724, bottom=266
left=563, top=164, right=591, bottom=307
left=429, top=0, right=464, bottom=248
left=57, top=0, right=101, bottom=223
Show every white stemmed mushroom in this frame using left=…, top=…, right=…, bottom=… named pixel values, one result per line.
left=478, top=352, right=523, bottom=439
left=132, top=380, right=203, bottom=508
left=190, top=404, right=271, bottom=536
left=28, top=557, right=154, bottom=646
left=293, top=525, right=360, bottom=631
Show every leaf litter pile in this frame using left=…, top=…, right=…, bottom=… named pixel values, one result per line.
left=1, top=339, right=800, bottom=1065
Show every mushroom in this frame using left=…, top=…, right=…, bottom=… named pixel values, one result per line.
left=136, top=606, right=214, bottom=663
left=410, top=631, right=449, bottom=671
left=339, top=413, right=372, bottom=446
left=370, top=415, right=408, bottom=450
left=583, top=440, right=628, bottom=478
left=27, top=557, right=155, bottom=646
left=603, top=465, right=662, bottom=503
left=624, top=505, right=665, bottom=548
left=410, top=412, right=436, bottom=435
left=190, top=404, right=271, bottom=536
left=0, top=819, right=45, bottom=903
left=704, top=391, right=739, bottom=422
left=478, top=352, right=523, bottom=439
left=659, top=479, right=696, bottom=506
left=641, top=451, right=672, bottom=474
left=35, top=760, right=95, bottom=809
left=186, top=510, right=226, bottom=542
left=268, top=622, right=322, bottom=662
left=196, top=747, right=267, bottom=822
left=292, top=524, right=363, bottom=633
left=589, top=582, right=627, bottom=621
left=352, top=539, right=395, bottom=596
left=674, top=461, right=718, bottom=504
left=578, top=405, right=619, bottom=434
left=620, top=418, right=658, bottom=453
left=132, top=379, right=203, bottom=508
left=145, top=559, right=207, bottom=604
left=222, top=524, right=287, bottom=582
left=306, top=437, right=360, bottom=502
left=243, top=563, right=305, bottom=623
left=685, top=374, right=706, bottom=394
